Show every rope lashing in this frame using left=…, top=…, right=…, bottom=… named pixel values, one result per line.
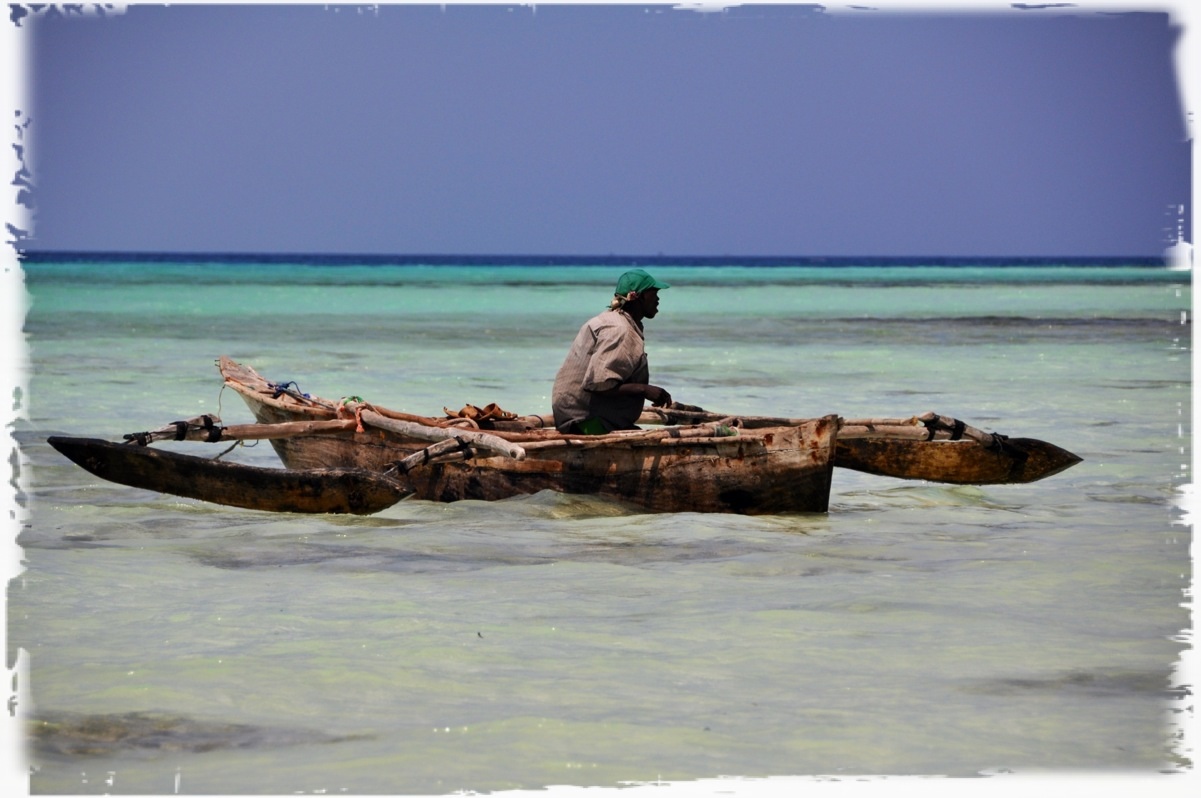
left=211, top=440, right=242, bottom=460
left=124, top=414, right=226, bottom=446
left=920, top=415, right=967, bottom=441
left=916, top=413, right=1024, bottom=460
left=454, top=437, right=475, bottom=459
left=384, top=437, right=478, bottom=476
left=337, top=397, right=368, bottom=432
left=267, top=380, right=311, bottom=400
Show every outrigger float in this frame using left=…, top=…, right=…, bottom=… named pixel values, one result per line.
left=48, top=356, right=1082, bottom=516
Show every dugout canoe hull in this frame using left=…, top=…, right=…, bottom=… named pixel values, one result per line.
left=219, top=358, right=838, bottom=514
left=47, top=435, right=411, bottom=515
left=833, top=435, right=1082, bottom=485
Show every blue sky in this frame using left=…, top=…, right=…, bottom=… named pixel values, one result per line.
left=11, top=1, right=1195, bottom=258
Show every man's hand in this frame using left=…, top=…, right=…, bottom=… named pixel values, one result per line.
left=645, top=385, right=672, bottom=407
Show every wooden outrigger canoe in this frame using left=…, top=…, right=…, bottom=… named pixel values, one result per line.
left=45, top=356, right=1082, bottom=516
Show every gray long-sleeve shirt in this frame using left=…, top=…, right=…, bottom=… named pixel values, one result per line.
left=551, top=309, right=649, bottom=433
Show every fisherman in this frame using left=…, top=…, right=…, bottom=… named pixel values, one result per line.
left=551, top=269, right=675, bottom=434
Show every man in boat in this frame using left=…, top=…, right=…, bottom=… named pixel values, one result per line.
left=551, top=269, right=674, bottom=434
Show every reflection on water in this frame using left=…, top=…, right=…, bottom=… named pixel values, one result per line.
left=29, top=711, right=369, bottom=758
left=963, top=668, right=1176, bottom=699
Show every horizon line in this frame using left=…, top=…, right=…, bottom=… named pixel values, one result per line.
left=18, top=249, right=1171, bottom=266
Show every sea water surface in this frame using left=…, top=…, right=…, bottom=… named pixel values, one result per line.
left=7, top=255, right=1193, bottom=794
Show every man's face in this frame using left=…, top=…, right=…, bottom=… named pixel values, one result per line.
left=639, top=287, right=661, bottom=318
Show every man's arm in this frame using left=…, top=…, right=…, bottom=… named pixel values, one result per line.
left=593, top=382, right=672, bottom=407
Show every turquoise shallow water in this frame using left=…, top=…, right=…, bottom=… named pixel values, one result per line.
left=7, top=258, right=1193, bottom=794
